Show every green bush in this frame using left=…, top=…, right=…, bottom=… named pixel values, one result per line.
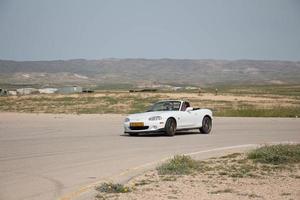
left=95, top=182, right=131, bottom=193
left=157, top=155, right=200, bottom=175
left=247, top=144, right=300, bottom=165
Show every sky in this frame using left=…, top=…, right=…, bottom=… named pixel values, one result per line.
left=0, top=0, right=299, bottom=61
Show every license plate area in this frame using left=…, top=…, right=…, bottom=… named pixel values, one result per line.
left=130, top=122, right=144, bottom=127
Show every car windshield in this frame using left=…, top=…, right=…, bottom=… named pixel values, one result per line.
left=148, top=101, right=181, bottom=111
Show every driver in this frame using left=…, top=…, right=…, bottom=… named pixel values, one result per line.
left=181, top=102, right=190, bottom=111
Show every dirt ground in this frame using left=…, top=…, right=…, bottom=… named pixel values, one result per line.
left=118, top=170, right=300, bottom=200
left=96, top=155, right=300, bottom=200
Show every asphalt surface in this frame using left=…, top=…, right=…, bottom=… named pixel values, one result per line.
left=0, top=113, right=299, bottom=200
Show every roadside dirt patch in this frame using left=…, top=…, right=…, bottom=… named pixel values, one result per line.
left=96, top=153, right=300, bottom=200
left=118, top=170, right=300, bottom=200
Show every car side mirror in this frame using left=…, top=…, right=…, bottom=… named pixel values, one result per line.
left=186, top=107, right=193, bottom=112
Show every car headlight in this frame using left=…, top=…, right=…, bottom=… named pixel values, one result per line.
left=148, top=116, right=162, bottom=121
left=124, top=118, right=130, bottom=122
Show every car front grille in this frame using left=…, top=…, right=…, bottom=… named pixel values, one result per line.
left=129, top=126, right=149, bottom=130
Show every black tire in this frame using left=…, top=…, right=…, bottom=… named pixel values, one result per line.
left=200, top=116, right=212, bottom=134
left=128, top=133, right=139, bottom=136
left=165, top=118, right=176, bottom=136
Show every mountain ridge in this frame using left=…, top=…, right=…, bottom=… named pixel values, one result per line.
left=1, top=59, right=300, bottom=87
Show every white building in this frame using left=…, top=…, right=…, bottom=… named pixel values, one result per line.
left=8, top=90, right=17, bottom=96
left=16, top=88, right=38, bottom=95
left=38, top=88, right=58, bottom=94
left=58, top=86, right=83, bottom=94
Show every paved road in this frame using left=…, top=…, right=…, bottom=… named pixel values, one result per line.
left=0, top=113, right=299, bottom=200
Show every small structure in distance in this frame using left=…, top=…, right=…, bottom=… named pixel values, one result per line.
left=16, top=88, right=38, bottom=95
left=38, top=88, right=58, bottom=94
left=57, top=86, right=83, bottom=94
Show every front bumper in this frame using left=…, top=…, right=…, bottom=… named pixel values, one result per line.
left=124, top=128, right=165, bottom=134
left=124, top=120, right=165, bottom=133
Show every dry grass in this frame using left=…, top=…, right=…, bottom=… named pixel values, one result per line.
left=248, top=144, right=300, bottom=165
left=0, top=89, right=299, bottom=117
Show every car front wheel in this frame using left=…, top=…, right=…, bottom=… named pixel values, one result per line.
left=165, top=118, right=176, bottom=136
left=200, top=116, right=212, bottom=134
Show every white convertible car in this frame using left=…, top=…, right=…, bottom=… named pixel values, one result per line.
left=124, top=100, right=213, bottom=136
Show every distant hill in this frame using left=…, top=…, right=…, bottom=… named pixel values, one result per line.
left=1, top=59, right=300, bottom=88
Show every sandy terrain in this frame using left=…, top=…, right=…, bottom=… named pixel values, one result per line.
left=98, top=155, right=300, bottom=200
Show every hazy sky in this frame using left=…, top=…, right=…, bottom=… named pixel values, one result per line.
left=0, top=0, right=299, bottom=61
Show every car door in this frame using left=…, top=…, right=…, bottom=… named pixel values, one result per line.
left=177, top=110, right=195, bottom=128
left=176, top=102, right=197, bottom=129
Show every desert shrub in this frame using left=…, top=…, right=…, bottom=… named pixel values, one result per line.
left=95, top=182, right=131, bottom=193
left=157, top=155, right=200, bottom=175
left=247, top=144, right=300, bottom=165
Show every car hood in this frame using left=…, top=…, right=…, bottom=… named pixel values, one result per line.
left=126, top=111, right=175, bottom=120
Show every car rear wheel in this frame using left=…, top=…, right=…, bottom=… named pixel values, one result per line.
left=200, top=116, right=212, bottom=134
left=165, top=118, right=176, bottom=136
